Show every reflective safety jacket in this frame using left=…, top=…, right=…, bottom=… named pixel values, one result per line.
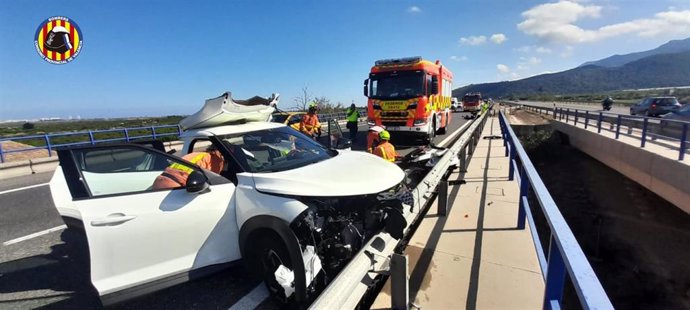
left=300, top=113, right=321, bottom=136
left=373, top=141, right=397, bottom=162
left=367, top=131, right=379, bottom=152
left=152, top=151, right=224, bottom=190
left=346, top=108, right=360, bottom=123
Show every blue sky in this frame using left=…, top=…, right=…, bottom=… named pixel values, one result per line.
left=2, top=0, right=690, bottom=120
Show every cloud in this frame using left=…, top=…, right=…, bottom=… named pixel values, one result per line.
left=515, top=45, right=552, bottom=54
left=490, top=33, right=507, bottom=44
left=497, top=64, right=511, bottom=73
left=450, top=55, right=468, bottom=61
left=459, top=35, right=487, bottom=46
left=407, top=6, right=422, bottom=13
left=535, top=46, right=552, bottom=54
left=527, top=57, right=541, bottom=65
left=518, top=1, right=690, bottom=44
left=560, top=45, right=574, bottom=58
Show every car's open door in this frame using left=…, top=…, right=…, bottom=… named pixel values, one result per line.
left=49, top=144, right=241, bottom=304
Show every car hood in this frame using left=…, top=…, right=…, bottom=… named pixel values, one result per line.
left=252, top=150, right=405, bottom=197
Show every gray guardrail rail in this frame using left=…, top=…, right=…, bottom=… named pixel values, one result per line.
left=309, top=110, right=491, bottom=309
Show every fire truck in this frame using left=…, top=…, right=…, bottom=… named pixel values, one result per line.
left=363, top=56, right=453, bottom=143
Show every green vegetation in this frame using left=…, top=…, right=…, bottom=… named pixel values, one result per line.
left=1, top=116, right=184, bottom=147
left=510, top=88, right=690, bottom=106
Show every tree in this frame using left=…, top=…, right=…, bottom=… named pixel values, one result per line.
left=22, top=122, right=35, bottom=130
left=313, top=96, right=344, bottom=114
left=293, top=86, right=313, bottom=111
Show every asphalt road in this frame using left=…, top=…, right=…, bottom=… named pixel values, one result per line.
left=0, top=113, right=471, bottom=309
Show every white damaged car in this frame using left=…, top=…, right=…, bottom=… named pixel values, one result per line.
left=49, top=93, right=407, bottom=306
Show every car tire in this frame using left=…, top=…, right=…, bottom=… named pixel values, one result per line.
left=249, top=235, right=294, bottom=305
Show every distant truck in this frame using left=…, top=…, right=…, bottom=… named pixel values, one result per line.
left=363, top=56, right=453, bottom=143
left=462, top=93, right=482, bottom=112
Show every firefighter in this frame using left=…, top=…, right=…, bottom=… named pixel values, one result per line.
left=372, top=130, right=399, bottom=162
left=367, top=125, right=385, bottom=153
left=300, top=103, right=321, bottom=140
left=345, top=103, right=360, bottom=142
left=152, top=146, right=224, bottom=190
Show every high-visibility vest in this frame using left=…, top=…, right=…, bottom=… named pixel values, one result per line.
left=300, top=114, right=320, bottom=134
left=346, top=108, right=359, bottom=122
left=374, top=142, right=396, bottom=162
left=168, top=153, right=208, bottom=174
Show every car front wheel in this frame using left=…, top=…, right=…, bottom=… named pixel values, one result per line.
left=249, top=235, right=294, bottom=305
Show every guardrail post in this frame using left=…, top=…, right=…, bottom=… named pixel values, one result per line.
left=574, top=110, right=578, bottom=126
left=177, top=125, right=182, bottom=136
left=641, top=118, right=649, bottom=147
left=88, top=131, right=95, bottom=145
left=553, top=107, right=557, bottom=118
left=597, top=112, right=603, bottom=133
left=44, top=135, right=52, bottom=157
left=544, top=235, right=567, bottom=310
left=615, top=116, right=622, bottom=139
left=517, top=166, right=529, bottom=230
left=151, top=126, right=157, bottom=140
left=391, top=253, right=410, bottom=310
left=437, top=179, right=448, bottom=216
left=124, top=129, right=130, bottom=142
left=459, top=148, right=467, bottom=172
left=565, top=109, right=569, bottom=123
left=0, top=142, right=4, bottom=163
left=584, top=111, right=589, bottom=129
left=680, top=124, right=688, bottom=161
left=508, top=140, right=516, bottom=181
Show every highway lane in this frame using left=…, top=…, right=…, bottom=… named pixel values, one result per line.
left=515, top=101, right=630, bottom=115
left=0, top=113, right=471, bottom=309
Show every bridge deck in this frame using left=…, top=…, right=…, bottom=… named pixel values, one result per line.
left=372, top=117, right=545, bottom=309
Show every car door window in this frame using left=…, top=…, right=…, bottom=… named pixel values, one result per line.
left=72, top=146, right=198, bottom=197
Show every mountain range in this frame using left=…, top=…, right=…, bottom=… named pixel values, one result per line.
left=453, top=37, right=690, bottom=98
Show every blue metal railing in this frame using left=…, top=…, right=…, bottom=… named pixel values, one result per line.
left=0, top=112, right=365, bottom=163
left=0, top=125, right=181, bottom=163
left=499, top=110, right=614, bottom=310
left=517, top=104, right=690, bottom=161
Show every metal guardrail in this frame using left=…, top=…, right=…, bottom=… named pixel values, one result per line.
left=0, top=125, right=182, bottom=163
left=0, top=112, right=362, bottom=163
left=498, top=110, right=613, bottom=310
left=514, top=103, right=689, bottom=161
left=310, top=109, right=490, bottom=309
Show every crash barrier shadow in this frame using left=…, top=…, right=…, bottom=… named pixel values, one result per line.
left=309, top=107, right=495, bottom=310
left=0, top=113, right=364, bottom=163
left=498, top=110, right=613, bottom=310
left=518, top=104, right=690, bottom=161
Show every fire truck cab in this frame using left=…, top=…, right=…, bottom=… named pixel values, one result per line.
left=363, top=56, right=453, bottom=143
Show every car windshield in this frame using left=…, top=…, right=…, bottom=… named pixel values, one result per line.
left=218, top=126, right=334, bottom=173
left=271, top=114, right=289, bottom=123
left=369, top=71, right=424, bottom=100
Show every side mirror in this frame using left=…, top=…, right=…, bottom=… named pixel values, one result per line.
left=186, top=170, right=209, bottom=193
left=431, top=76, right=439, bottom=95
left=363, top=79, right=369, bottom=97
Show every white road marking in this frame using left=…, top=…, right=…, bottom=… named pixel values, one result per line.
left=2, top=225, right=67, bottom=246
left=228, top=284, right=269, bottom=310
left=0, top=183, right=49, bottom=195
left=438, top=120, right=473, bottom=147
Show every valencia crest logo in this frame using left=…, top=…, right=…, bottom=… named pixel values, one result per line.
left=34, top=16, right=83, bottom=64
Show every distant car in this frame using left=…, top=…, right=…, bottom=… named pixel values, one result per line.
left=658, top=104, right=690, bottom=138
left=661, top=104, right=690, bottom=121
left=451, top=97, right=461, bottom=112
left=629, top=97, right=681, bottom=117
left=271, top=111, right=306, bottom=130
